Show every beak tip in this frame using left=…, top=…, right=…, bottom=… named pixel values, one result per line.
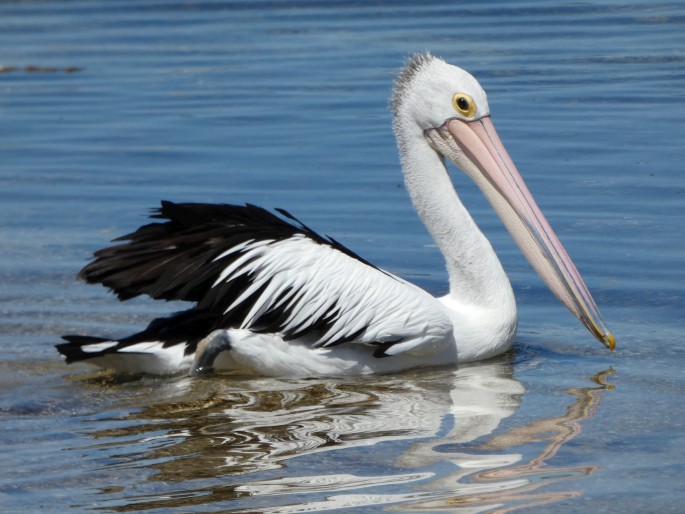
left=589, top=320, right=615, bottom=351
left=603, top=331, right=616, bottom=351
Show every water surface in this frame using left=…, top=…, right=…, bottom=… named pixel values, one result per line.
left=1, top=1, right=684, bottom=512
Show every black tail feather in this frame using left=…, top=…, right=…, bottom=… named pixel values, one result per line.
left=56, top=335, right=113, bottom=364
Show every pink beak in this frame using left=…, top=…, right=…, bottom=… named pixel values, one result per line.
left=429, top=116, right=615, bottom=350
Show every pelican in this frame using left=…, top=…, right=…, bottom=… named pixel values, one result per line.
left=57, top=53, right=615, bottom=376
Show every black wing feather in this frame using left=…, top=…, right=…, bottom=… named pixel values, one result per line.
left=79, top=201, right=356, bottom=303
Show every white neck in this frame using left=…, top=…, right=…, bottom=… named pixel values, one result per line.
left=395, top=128, right=515, bottom=314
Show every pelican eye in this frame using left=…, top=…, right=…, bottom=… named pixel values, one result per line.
left=452, top=93, right=476, bottom=118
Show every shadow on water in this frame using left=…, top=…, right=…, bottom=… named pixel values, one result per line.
left=65, top=354, right=614, bottom=513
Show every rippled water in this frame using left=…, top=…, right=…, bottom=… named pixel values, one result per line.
left=1, top=1, right=684, bottom=512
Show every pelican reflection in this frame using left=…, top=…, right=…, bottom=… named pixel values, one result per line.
left=79, top=360, right=613, bottom=512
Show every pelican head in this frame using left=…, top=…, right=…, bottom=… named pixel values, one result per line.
left=392, top=53, right=615, bottom=350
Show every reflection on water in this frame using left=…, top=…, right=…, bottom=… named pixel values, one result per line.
left=399, top=369, right=615, bottom=513
left=70, top=357, right=613, bottom=512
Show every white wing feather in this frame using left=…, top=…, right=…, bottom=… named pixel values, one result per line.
left=213, top=234, right=453, bottom=355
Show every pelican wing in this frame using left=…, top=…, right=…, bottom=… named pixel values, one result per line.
left=76, top=202, right=452, bottom=357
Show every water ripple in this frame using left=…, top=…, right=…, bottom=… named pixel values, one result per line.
left=54, top=362, right=616, bottom=512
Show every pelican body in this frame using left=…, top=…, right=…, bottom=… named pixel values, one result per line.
left=57, top=54, right=615, bottom=376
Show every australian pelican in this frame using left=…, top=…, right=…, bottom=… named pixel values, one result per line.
left=57, top=54, right=615, bottom=376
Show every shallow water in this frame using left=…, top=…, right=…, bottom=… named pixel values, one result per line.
left=1, top=1, right=684, bottom=512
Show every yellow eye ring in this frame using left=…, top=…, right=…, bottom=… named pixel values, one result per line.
left=452, top=93, right=476, bottom=118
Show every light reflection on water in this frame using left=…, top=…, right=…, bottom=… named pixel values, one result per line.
left=66, top=356, right=613, bottom=512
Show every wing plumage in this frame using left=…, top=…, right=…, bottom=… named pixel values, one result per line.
left=63, top=202, right=452, bottom=362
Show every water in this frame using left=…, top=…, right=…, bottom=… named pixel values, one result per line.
left=1, top=1, right=683, bottom=512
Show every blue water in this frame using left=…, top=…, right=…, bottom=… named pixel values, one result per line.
left=1, top=1, right=684, bottom=512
